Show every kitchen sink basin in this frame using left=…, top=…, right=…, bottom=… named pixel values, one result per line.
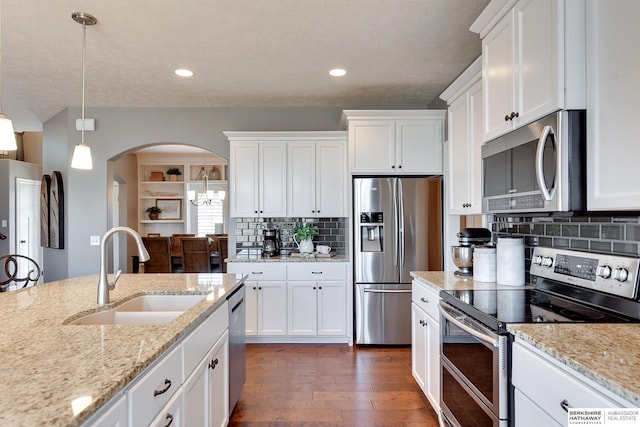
left=66, top=294, right=206, bottom=326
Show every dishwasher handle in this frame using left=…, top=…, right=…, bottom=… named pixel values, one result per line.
left=231, top=297, right=244, bottom=313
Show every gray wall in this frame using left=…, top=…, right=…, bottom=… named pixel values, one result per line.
left=42, top=106, right=344, bottom=280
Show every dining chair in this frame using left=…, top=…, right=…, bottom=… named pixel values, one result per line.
left=206, top=234, right=221, bottom=271
left=141, top=237, right=172, bottom=273
left=218, top=235, right=229, bottom=273
left=170, top=234, right=195, bottom=271
left=0, top=254, right=42, bottom=292
left=181, top=237, right=212, bottom=273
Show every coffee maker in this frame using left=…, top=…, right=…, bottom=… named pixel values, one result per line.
left=262, top=229, right=281, bottom=257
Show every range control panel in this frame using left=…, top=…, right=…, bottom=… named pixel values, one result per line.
left=530, top=247, right=640, bottom=300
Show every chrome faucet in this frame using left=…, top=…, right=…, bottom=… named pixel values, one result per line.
left=97, top=226, right=150, bottom=306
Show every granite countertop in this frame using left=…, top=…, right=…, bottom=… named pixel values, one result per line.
left=410, top=270, right=530, bottom=291
left=227, top=253, right=349, bottom=263
left=508, top=323, right=640, bottom=406
left=410, top=270, right=640, bottom=407
left=0, top=273, right=245, bottom=426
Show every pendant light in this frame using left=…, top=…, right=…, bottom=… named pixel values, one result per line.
left=70, top=12, right=97, bottom=170
left=0, top=2, right=16, bottom=151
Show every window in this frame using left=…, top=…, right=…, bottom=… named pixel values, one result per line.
left=187, top=182, right=226, bottom=236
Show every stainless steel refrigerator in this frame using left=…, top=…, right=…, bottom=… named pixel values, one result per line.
left=354, top=176, right=443, bottom=345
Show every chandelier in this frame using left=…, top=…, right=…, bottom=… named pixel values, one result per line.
left=187, top=166, right=226, bottom=206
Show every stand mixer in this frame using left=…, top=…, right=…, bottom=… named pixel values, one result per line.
left=452, top=228, right=491, bottom=276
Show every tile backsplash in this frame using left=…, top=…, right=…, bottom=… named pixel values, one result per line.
left=491, top=214, right=640, bottom=277
left=234, top=217, right=347, bottom=253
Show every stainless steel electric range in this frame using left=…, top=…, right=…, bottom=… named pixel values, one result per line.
left=438, top=247, right=640, bottom=427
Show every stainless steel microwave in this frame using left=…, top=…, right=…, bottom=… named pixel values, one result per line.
left=481, top=110, right=586, bottom=214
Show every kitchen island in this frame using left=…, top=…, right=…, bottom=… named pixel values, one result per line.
left=0, top=272, right=245, bottom=426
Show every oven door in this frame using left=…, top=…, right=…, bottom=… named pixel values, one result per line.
left=439, top=302, right=509, bottom=427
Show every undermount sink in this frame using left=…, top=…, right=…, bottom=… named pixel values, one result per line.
left=66, top=294, right=206, bottom=326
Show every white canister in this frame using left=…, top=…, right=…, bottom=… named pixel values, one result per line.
left=473, top=246, right=496, bottom=282
left=496, top=237, right=525, bottom=286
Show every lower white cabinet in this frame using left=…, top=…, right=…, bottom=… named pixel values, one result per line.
left=228, top=262, right=349, bottom=341
left=512, top=338, right=633, bottom=427
left=83, top=301, right=230, bottom=427
left=287, top=263, right=347, bottom=336
left=228, top=263, right=287, bottom=336
left=150, top=388, right=183, bottom=427
left=128, top=344, right=183, bottom=427
left=411, top=280, right=440, bottom=412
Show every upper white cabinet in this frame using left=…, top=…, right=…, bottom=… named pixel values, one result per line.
left=227, top=136, right=287, bottom=217
left=440, top=57, right=483, bottom=215
left=226, top=131, right=347, bottom=218
left=586, top=0, right=640, bottom=210
left=471, top=0, right=586, bottom=142
left=342, top=110, right=445, bottom=174
left=287, top=135, right=347, bottom=217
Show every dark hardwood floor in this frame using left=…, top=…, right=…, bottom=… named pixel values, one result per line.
left=229, top=344, right=440, bottom=426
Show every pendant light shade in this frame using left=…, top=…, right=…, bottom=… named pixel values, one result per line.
left=70, top=12, right=97, bottom=170
left=70, top=143, right=92, bottom=169
left=0, top=3, right=16, bottom=151
left=0, top=113, right=16, bottom=151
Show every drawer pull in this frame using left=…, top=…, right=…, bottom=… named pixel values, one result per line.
left=312, top=271, right=323, bottom=274
left=251, top=271, right=263, bottom=274
left=560, top=399, right=571, bottom=412
left=420, top=297, right=428, bottom=303
left=153, top=379, right=172, bottom=397
left=162, top=413, right=174, bottom=427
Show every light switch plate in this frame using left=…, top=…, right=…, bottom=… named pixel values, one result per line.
left=1, top=220, right=6, bottom=227
left=90, top=235, right=100, bottom=245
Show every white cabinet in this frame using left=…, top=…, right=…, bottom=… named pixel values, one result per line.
left=227, top=263, right=287, bottom=336
left=342, top=110, right=445, bottom=174
left=288, top=139, right=346, bottom=217
left=586, top=0, right=640, bottom=210
left=227, top=138, right=287, bottom=217
left=471, top=0, right=586, bottom=142
left=182, top=303, right=229, bottom=427
left=85, top=395, right=128, bottom=427
left=149, top=389, right=183, bottom=427
left=512, top=338, right=633, bottom=427
left=411, top=280, right=440, bottom=413
left=287, top=263, right=347, bottom=336
left=440, top=57, right=483, bottom=215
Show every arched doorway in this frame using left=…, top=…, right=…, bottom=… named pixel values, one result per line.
left=107, top=143, right=228, bottom=273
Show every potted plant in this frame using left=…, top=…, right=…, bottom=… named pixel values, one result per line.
left=293, top=224, right=319, bottom=254
left=145, top=206, right=163, bottom=220
left=166, top=167, right=182, bottom=181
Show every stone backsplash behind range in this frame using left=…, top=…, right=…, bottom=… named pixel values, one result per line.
left=234, top=217, right=347, bottom=253
left=491, top=214, right=640, bottom=280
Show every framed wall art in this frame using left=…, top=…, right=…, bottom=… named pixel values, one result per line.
left=40, top=174, right=51, bottom=247
left=49, top=171, right=64, bottom=249
left=156, top=198, right=182, bottom=220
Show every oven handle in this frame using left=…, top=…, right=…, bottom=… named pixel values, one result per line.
left=438, top=302, right=499, bottom=348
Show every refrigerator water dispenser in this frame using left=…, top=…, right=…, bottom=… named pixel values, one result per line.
left=360, top=212, right=383, bottom=252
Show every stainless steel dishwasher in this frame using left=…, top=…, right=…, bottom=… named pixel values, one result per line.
left=227, top=282, right=246, bottom=413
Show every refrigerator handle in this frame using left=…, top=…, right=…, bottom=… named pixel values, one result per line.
left=392, top=178, right=399, bottom=267
left=398, top=179, right=404, bottom=267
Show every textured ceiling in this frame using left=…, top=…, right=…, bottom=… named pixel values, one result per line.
left=1, top=0, right=489, bottom=131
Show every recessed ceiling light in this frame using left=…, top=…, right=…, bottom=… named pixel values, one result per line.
left=329, top=68, right=347, bottom=77
left=175, top=69, right=194, bottom=77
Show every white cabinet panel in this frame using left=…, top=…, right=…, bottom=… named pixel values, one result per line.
left=586, top=0, right=640, bottom=210
left=348, top=121, right=396, bottom=173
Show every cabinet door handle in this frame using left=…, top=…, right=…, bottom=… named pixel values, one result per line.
left=318, top=286, right=322, bottom=290
left=162, top=413, right=174, bottom=427
left=420, top=297, right=428, bottom=303
left=313, top=286, right=316, bottom=290
left=258, top=286, right=262, bottom=290
left=153, top=378, right=172, bottom=397
left=391, top=165, right=395, bottom=169
left=419, top=319, right=426, bottom=326
left=398, top=165, right=402, bottom=169
left=209, top=358, right=219, bottom=369
left=504, top=114, right=510, bottom=122
left=560, top=399, right=571, bottom=412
